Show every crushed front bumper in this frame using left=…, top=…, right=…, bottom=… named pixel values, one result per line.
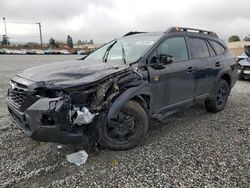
left=7, top=97, right=84, bottom=144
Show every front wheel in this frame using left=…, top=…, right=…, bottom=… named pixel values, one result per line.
left=205, top=79, right=229, bottom=113
left=96, top=101, right=148, bottom=150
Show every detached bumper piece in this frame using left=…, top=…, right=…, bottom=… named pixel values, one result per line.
left=7, top=97, right=83, bottom=144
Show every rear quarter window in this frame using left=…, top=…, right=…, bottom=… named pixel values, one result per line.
left=206, top=41, right=216, bottom=56
left=210, top=40, right=226, bottom=55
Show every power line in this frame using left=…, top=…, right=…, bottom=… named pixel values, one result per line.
left=1, top=18, right=43, bottom=47
left=2, top=20, right=38, bottom=25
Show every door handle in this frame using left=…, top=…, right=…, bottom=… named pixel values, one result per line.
left=215, top=62, right=221, bottom=67
left=187, top=67, right=194, bottom=73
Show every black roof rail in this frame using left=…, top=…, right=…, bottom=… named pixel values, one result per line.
left=165, top=27, right=219, bottom=38
left=123, top=31, right=147, bottom=37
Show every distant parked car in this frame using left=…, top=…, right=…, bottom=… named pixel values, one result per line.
left=34, top=50, right=45, bottom=55
left=19, top=49, right=27, bottom=55
left=71, top=50, right=78, bottom=54
left=5, top=49, right=16, bottom=54
left=77, top=50, right=87, bottom=55
left=0, top=49, right=4, bottom=54
left=44, top=49, right=56, bottom=55
left=26, top=50, right=36, bottom=55
left=13, top=50, right=20, bottom=55
left=1, top=48, right=7, bottom=54
left=237, top=55, right=248, bottom=62
left=238, top=59, right=250, bottom=79
left=238, top=45, right=250, bottom=79
left=60, top=50, right=70, bottom=55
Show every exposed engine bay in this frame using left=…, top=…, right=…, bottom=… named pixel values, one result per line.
left=7, top=66, right=146, bottom=145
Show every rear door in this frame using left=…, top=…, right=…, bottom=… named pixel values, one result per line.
left=147, top=36, right=196, bottom=112
left=188, top=37, right=214, bottom=98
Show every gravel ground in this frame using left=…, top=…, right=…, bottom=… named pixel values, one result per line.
left=0, top=55, right=249, bottom=187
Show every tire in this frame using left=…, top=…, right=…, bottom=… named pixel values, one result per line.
left=96, top=100, right=148, bottom=150
left=205, top=79, right=229, bottom=113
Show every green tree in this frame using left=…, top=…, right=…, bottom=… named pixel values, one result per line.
left=228, top=35, right=241, bottom=42
left=49, top=37, right=56, bottom=47
left=55, top=41, right=60, bottom=48
left=23, top=42, right=40, bottom=48
left=67, top=35, right=73, bottom=48
left=243, top=35, right=250, bottom=41
left=77, top=40, right=83, bottom=45
left=1, top=35, right=10, bottom=45
left=88, top=39, right=94, bottom=44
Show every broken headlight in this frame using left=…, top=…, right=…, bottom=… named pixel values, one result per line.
left=35, top=88, right=66, bottom=98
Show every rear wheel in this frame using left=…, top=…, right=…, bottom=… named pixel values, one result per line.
left=97, top=101, right=148, bottom=150
left=205, top=79, right=229, bottom=113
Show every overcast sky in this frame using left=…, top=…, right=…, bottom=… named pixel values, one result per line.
left=0, top=0, right=250, bottom=44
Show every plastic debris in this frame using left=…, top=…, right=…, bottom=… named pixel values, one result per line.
left=111, top=159, right=119, bottom=167
left=56, top=145, right=63, bottom=154
left=66, top=150, right=88, bottom=166
left=73, top=107, right=96, bottom=125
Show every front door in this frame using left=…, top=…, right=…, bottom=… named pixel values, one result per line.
left=147, top=36, right=195, bottom=113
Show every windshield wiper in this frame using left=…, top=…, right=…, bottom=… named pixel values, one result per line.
left=102, top=41, right=117, bottom=63
left=120, top=42, right=126, bottom=64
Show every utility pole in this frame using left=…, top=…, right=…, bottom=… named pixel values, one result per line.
left=36, top=22, right=43, bottom=48
left=3, top=17, right=7, bottom=36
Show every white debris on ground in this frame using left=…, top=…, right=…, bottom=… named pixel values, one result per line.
left=66, top=150, right=88, bottom=166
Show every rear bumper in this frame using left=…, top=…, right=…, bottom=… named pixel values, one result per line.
left=7, top=98, right=83, bottom=144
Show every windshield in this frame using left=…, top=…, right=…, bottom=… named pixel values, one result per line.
left=85, top=34, right=162, bottom=63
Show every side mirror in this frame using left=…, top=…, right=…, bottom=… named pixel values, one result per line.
left=159, top=54, right=174, bottom=65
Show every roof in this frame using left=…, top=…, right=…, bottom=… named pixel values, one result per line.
left=123, top=27, right=219, bottom=39
left=166, top=27, right=219, bottom=38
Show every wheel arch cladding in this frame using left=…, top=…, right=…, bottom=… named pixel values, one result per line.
left=221, top=73, right=231, bottom=89
left=130, top=94, right=150, bottom=112
left=107, top=82, right=151, bottom=123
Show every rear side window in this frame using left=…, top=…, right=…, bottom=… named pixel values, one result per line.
left=189, top=38, right=210, bottom=59
left=210, top=41, right=225, bottom=55
left=157, top=37, right=188, bottom=62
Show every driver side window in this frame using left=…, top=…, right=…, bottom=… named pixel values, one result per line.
left=150, top=37, right=188, bottom=64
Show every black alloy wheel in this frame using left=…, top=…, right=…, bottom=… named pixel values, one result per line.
left=97, top=101, right=148, bottom=150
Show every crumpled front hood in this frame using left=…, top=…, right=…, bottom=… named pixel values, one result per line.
left=17, top=59, right=130, bottom=87
left=239, top=58, right=250, bottom=66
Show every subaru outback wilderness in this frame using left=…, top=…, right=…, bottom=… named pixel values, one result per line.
left=7, top=27, right=237, bottom=150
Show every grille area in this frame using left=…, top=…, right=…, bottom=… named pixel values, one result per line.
left=8, top=82, right=28, bottom=107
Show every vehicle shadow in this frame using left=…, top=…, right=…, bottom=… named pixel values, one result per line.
left=56, top=102, right=209, bottom=155
left=144, top=102, right=208, bottom=146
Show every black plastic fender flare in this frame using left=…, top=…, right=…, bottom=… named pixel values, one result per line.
left=107, top=81, right=151, bottom=123
left=216, top=71, right=232, bottom=87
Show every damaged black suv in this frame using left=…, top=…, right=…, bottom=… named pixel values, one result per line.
left=7, top=27, right=238, bottom=150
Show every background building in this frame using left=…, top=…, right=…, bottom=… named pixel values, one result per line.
left=227, top=41, right=250, bottom=56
